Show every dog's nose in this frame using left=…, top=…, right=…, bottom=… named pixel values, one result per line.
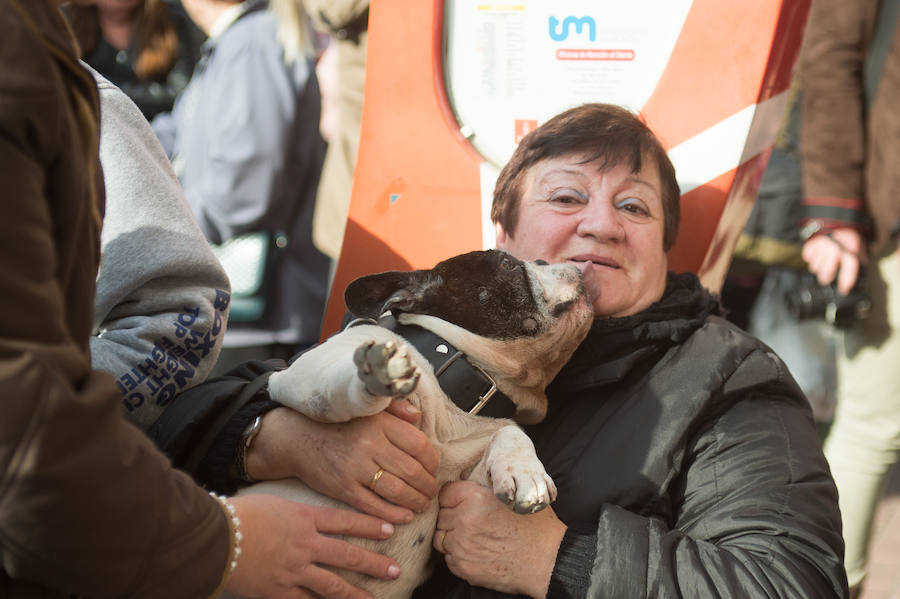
left=534, top=259, right=549, bottom=266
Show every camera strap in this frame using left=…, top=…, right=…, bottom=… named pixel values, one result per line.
left=865, top=0, right=900, bottom=106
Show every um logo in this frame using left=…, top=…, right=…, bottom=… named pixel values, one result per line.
left=549, top=16, right=597, bottom=42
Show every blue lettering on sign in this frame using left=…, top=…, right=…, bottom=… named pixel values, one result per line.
left=549, top=16, right=596, bottom=42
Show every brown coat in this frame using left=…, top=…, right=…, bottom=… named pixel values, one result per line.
left=306, top=0, right=368, bottom=259
left=800, top=0, right=900, bottom=252
left=0, top=2, right=229, bottom=597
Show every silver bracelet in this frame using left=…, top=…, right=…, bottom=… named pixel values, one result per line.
left=210, top=492, right=242, bottom=575
left=236, top=415, right=263, bottom=483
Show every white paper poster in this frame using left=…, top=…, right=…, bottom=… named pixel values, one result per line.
left=444, top=1, right=693, bottom=168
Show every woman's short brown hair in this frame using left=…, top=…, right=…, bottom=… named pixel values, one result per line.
left=491, top=103, right=681, bottom=251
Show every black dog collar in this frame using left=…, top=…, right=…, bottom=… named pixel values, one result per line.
left=347, top=314, right=517, bottom=419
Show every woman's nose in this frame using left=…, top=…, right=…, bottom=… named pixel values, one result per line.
left=575, top=199, right=625, bottom=241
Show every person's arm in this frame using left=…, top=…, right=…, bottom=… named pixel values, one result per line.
left=151, top=108, right=179, bottom=159
left=798, top=0, right=879, bottom=291
left=148, top=358, right=283, bottom=493
left=89, top=71, right=231, bottom=430
left=581, top=389, right=845, bottom=597
left=148, top=355, right=440, bottom=524
left=0, top=27, right=230, bottom=597
left=431, top=350, right=846, bottom=598
left=1, top=9, right=405, bottom=599
left=181, top=35, right=305, bottom=242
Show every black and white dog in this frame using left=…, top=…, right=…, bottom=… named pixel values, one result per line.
left=238, top=249, right=594, bottom=598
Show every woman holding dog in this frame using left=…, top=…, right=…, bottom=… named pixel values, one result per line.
left=149, top=104, right=846, bottom=597
left=412, top=104, right=848, bottom=598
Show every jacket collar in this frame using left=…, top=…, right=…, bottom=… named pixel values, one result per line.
left=201, top=0, right=268, bottom=52
left=552, top=272, right=722, bottom=392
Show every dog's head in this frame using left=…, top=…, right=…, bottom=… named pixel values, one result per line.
left=345, top=250, right=594, bottom=422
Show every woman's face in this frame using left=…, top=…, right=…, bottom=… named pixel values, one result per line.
left=496, top=153, right=668, bottom=319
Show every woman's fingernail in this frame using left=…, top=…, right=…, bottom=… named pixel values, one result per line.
left=388, top=564, right=401, bottom=578
left=382, top=522, right=395, bottom=537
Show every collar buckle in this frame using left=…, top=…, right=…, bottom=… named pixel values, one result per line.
left=433, top=350, right=499, bottom=415
left=465, top=362, right=499, bottom=416
left=365, top=313, right=517, bottom=419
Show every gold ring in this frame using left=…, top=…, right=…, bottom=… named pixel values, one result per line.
left=368, top=467, right=385, bottom=491
left=440, top=530, right=448, bottom=553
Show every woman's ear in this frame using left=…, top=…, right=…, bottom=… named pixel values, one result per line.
left=495, top=221, right=509, bottom=249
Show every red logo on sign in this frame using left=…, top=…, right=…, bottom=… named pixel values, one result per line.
left=556, top=49, right=635, bottom=61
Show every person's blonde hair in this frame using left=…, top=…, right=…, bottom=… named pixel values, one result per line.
left=268, top=0, right=314, bottom=64
left=66, top=0, right=179, bottom=80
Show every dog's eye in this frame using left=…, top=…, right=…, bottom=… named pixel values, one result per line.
left=499, top=257, right=516, bottom=270
left=534, top=259, right=549, bottom=266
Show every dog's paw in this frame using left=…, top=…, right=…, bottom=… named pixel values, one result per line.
left=353, top=340, right=421, bottom=398
left=492, top=458, right=557, bottom=515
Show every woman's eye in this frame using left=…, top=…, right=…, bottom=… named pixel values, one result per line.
left=616, top=197, right=650, bottom=217
left=549, top=190, right=586, bottom=205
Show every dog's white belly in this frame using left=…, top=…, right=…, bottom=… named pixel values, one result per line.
left=235, top=478, right=439, bottom=599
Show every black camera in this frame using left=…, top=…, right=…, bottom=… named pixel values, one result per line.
left=784, top=270, right=872, bottom=328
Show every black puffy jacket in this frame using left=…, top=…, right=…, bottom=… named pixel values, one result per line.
left=150, top=272, right=847, bottom=598
left=418, top=273, right=848, bottom=598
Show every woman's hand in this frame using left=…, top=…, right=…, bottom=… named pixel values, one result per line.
left=802, top=227, right=865, bottom=295
left=224, top=494, right=400, bottom=599
left=434, top=480, right=567, bottom=599
left=245, top=401, right=439, bottom=524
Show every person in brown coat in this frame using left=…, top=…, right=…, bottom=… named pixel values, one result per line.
left=0, top=1, right=402, bottom=597
left=799, top=0, right=900, bottom=594
left=305, top=0, right=369, bottom=265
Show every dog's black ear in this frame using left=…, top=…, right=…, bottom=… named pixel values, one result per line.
left=344, top=270, right=435, bottom=319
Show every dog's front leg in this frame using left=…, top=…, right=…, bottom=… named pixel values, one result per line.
left=468, top=426, right=557, bottom=515
left=267, top=327, right=419, bottom=422
left=352, top=339, right=420, bottom=399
